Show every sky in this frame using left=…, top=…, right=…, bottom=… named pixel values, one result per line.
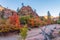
left=0, top=0, right=60, bottom=17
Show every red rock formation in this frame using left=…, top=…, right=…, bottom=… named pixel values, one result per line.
left=0, top=5, right=39, bottom=18
left=18, top=5, right=39, bottom=17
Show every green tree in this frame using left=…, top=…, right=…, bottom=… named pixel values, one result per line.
left=20, top=24, right=28, bottom=40
left=47, top=11, right=51, bottom=20
left=20, top=16, right=30, bottom=25
left=57, top=13, right=60, bottom=24
left=1, top=10, right=4, bottom=19
left=17, top=7, right=20, bottom=13
left=59, top=13, right=60, bottom=20
left=57, top=20, right=60, bottom=24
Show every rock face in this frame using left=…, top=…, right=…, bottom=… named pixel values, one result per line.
left=0, top=5, right=4, bottom=18
left=0, top=5, right=39, bottom=19
left=0, top=5, right=17, bottom=19
left=18, top=5, right=39, bottom=17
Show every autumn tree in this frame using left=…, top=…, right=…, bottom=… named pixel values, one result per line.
left=28, top=16, right=41, bottom=27
left=30, top=18, right=34, bottom=27
left=9, top=12, right=21, bottom=28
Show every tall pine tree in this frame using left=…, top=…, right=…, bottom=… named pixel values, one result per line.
left=17, top=7, right=20, bottom=13
left=59, top=13, right=60, bottom=20
left=47, top=11, right=51, bottom=20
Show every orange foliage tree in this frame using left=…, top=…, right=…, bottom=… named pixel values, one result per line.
left=9, top=12, right=21, bottom=28
left=28, top=18, right=34, bottom=27
left=28, top=17, right=41, bottom=27
left=34, top=17, right=41, bottom=27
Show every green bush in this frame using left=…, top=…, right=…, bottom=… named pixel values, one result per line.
left=57, top=20, right=60, bottom=24
left=19, top=24, right=28, bottom=40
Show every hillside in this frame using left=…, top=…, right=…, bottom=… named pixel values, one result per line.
left=0, top=5, right=39, bottom=19
left=17, top=5, right=39, bottom=17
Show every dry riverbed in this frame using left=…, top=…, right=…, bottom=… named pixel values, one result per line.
left=0, top=24, right=60, bottom=40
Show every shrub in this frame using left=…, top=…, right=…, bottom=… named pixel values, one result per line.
left=57, top=20, right=60, bottom=24
left=19, top=24, right=28, bottom=40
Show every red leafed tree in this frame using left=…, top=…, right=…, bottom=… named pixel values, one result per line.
left=9, top=12, right=21, bottom=28
left=28, top=18, right=34, bottom=27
